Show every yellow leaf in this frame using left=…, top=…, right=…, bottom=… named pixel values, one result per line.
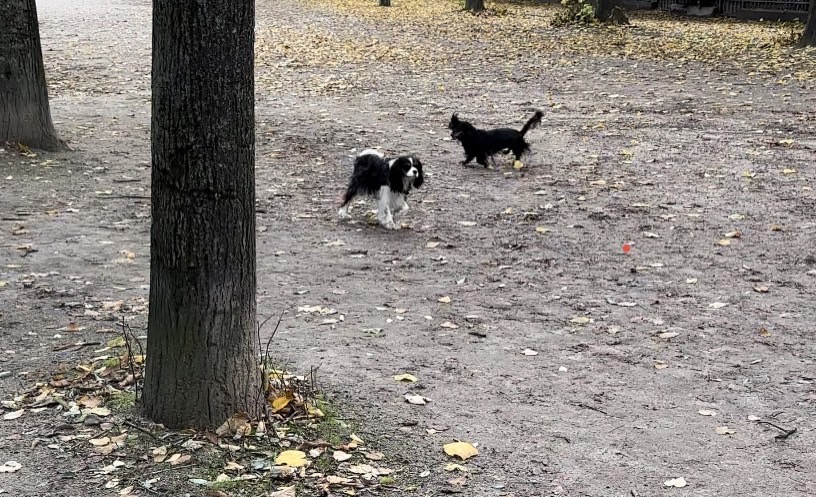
left=437, top=296, right=451, bottom=303
left=513, top=160, right=524, bottom=170
left=535, top=226, right=548, bottom=234
left=275, top=450, right=308, bottom=467
left=444, top=463, right=468, bottom=472
left=271, top=393, right=294, bottom=413
left=717, top=239, right=731, bottom=246
left=443, top=442, right=478, bottom=460
left=393, top=374, right=418, bottom=382
left=782, top=168, right=797, bottom=175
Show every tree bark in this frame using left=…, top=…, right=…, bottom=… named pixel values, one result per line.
left=594, top=0, right=613, bottom=21
left=0, top=0, right=66, bottom=151
left=800, top=0, right=816, bottom=47
left=465, top=0, right=485, bottom=12
left=143, top=0, right=261, bottom=429
left=379, top=0, right=391, bottom=6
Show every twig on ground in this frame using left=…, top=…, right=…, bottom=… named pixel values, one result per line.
left=757, top=420, right=797, bottom=439
left=255, top=313, right=283, bottom=416
left=144, top=464, right=194, bottom=476
left=124, top=419, right=159, bottom=439
left=574, top=402, right=609, bottom=416
left=120, top=317, right=139, bottom=403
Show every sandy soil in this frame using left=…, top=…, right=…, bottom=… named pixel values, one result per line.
left=1, top=0, right=815, bottom=496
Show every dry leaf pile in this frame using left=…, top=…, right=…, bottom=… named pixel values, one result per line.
left=255, top=0, right=815, bottom=97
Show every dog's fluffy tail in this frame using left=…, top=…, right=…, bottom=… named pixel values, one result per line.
left=519, top=110, right=544, bottom=137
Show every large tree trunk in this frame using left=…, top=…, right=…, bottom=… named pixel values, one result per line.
left=465, top=0, right=485, bottom=12
left=143, top=0, right=261, bottom=429
left=0, top=0, right=65, bottom=151
left=800, top=0, right=816, bottom=47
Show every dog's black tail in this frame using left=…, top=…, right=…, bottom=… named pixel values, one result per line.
left=519, top=110, right=544, bottom=137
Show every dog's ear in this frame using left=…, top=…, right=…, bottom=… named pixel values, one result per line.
left=412, top=156, right=424, bottom=189
left=388, top=157, right=407, bottom=193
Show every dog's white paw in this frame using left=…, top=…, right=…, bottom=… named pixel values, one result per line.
left=395, top=204, right=409, bottom=216
left=338, top=207, right=351, bottom=219
left=382, top=220, right=399, bottom=230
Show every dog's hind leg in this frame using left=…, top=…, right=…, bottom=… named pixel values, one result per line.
left=338, top=188, right=356, bottom=219
left=462, top=154, right=475, bottom=166
left=477, top=155, right=489, bottom=168
left=512, top=142, right=528, bottom=162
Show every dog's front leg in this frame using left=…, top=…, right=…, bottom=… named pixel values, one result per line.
left=394, top=195, right=409, bottom=216
left=377, top=192, right=398, bottom=230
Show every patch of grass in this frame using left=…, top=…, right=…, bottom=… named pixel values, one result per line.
left=102, top=357, right=121, bottom=368
left=306, top=396, right=356, bottom=446
left=108, top=391, right=136, bottom=411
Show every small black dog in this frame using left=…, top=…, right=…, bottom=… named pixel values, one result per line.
left=448, top=110, right=544, bottom=167
left=338, top=149, right=424, bottom=230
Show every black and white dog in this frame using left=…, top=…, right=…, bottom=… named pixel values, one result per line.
left=338, top=149, right=424, bottom=230
left=448, top=110, right=544, bottom=167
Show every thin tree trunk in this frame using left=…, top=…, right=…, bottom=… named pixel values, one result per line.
left=143, top=0, right=261, bottom=429
left=800, top=0, right=816, bottom=47
left=379, top=0, right=391, bottom=6
left=0, top=0, right=66, bottom=151
left=465, top=0, right=485, bottom=12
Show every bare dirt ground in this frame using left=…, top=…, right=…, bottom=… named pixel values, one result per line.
left=2, top=0, right=816, bottom=496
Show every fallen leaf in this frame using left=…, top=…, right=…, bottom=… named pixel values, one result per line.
left=170, top=454, right=192, bottom=466
left=513, top=160, right=524, bottom=169
left=717, top=239, right=731, bottom=246
left=269, top=486, right=296, bottom=497
left=654, top=361, right=668, bottom=369
left=686, top=278, right=698, bottom=284
left=535, top=226, right=549, bottom=234
left=444, top=463, right=468, bottom=472
left=393, top=373, right=418, bottom=382
left=782, top=168, right=797, bottom=175
left=333, top=450, right=352, bottom=462
left=426, top=241, right=440, bottom=248
left=753, top=285, right=768, bottom=293
left=438, top=296, right=451, bottom=303
left=658, top=332, right=680, bottom=339
left=404, top=393, right=429, bottom=405
left=2, top=409, right=24, bottom=421
left=89, top=437, right=111, bottom=446
left=443, top=442, right=478, bottom=461
left=758, top=327, right=771, bottom=337
left=522, top=348, right=538, bottom=356
left=440, top=321, right=459, bottom=329
left=708, top=302, right=728, bottom=309
left=365, top=451, right=384, bottom=461
left=348, top=464, right=376, bottom=474
left=275, top=450, right=308, bottom=467
left=570, top=316, right=591, bottom=325
left=224, top=461, right=245, bottom=471
left=724, top=230, right=741, bottom=238
left=326, top=475, right=353, bottom=485
left=0, top=461, right=22, bottom=473
left=664, top=477, right=687, bottom=488
left=271, top=393, right=294, bottom=413
left=698, top=409, right=717, bottom=417
left=747, top=415, right=761, bottom=422
left=715, top=426, right=736, bottom=435
left=458, top=221, right=477, bottom=227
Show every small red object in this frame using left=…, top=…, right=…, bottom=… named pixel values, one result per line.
left=622, top=243, right=631, bottom=254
